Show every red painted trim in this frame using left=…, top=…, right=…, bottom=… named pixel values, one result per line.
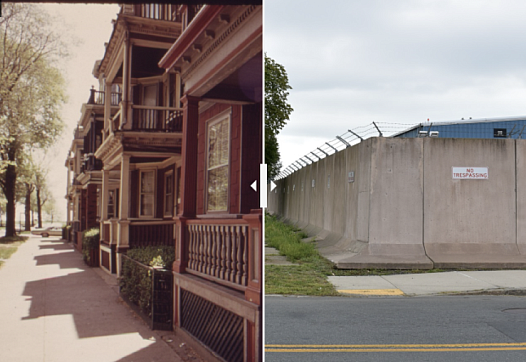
left=159, top=6, right=224, bottom=70
left=187, top=25, right=262, bottom=96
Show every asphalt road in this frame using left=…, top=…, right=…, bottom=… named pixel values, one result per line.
left=265, top=295, right=526, bottom=362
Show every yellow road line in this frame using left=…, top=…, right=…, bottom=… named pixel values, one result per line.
left=266, top=347, right=526, bottom=352
left=265, top=343, right=526, bottom=353
left=338, top=289, right=404, bottom=296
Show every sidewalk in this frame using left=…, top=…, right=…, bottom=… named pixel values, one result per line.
left=329, top=270, right=526, bottom=296
left=0, top=235, right=196, bottom=362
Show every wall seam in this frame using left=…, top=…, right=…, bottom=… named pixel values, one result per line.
left=515, top=139, right=518, bottom=251
left=421, top=138, right=433, bottom=266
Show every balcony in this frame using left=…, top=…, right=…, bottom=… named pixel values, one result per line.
left=80, top=154, right=103, bottom=174
left=112, top=105, right=183, bottom=133
left=136, top=3, right=182, bottom=22
left=87, top=89, right=122, bottom=106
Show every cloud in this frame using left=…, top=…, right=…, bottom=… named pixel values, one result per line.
left=265, top=0, right=526, bottom=169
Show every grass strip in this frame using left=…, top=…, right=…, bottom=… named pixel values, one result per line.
left=265, top=213, right=339, bottom=295
left=264, top=214, right=494, bottom=295
left=0, top=236, right=28, bottom=268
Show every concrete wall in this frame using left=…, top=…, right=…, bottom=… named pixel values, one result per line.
left=267, top=137, right=526, bottom=268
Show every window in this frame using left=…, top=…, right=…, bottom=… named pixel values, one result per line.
left=494, top=128, right=507, bottom=138
left=164, top=171, right=174, bottom=217
left=140, top=170, right=155, bottom=217
left=176, top=167, right=181, bottom=215
left=207, top=113, right=230, bottom=212
left=108, top=189, right=119, bottom=218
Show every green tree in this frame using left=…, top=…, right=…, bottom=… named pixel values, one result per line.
left=265, top=54, right=293, bottom=180
left=0, top=3, right=67, bottom=237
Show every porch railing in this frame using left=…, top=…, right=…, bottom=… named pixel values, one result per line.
left=137, top=3, right=181, bottom=22
left=80, top=154, right=102, bottom=173
left=132, top=106, right=183, bottom=132
left=110, top=106, right=183, bottom=133
left=186, top=220, right=249, bottom=291
left=129, top=220, right=175, bottom=248
left=88, top=89, right=122, bottom=106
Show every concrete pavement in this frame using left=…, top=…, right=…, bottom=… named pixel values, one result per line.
left=329, top=270, right=526, bottom=296
left=0, top=234, right=198, bottom=362
left=265, top=246, right=298, bottom=266
left=266, top=243, right=526, bottom=297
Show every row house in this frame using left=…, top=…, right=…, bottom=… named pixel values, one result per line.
left=92, top=4, right=184, bottom=274
left=159, top=5, right=262, bottom=362
left=65, top=84, right=120, bottom=250
left=66, top=4, right=262, bottom=362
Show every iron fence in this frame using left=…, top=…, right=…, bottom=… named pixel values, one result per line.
left=120, top=254, right=173, bottom=330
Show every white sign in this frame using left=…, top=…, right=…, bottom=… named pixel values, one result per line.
left=452, top=167, right=488, bottom=180
left=348, top=171, right=355, bottom=183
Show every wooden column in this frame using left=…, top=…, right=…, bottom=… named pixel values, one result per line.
left=66, top=158, right=71, bottom=225
left=100, top=169, right=110, bottom=241
left=121, top=31, right=133, bottom=130
left=174, top=95, right=199, bottom=273
left=243, top=209, right=262, bottom=306
left=118, top=154, right=131, bottom=250
left=244, top=210, right=262, bottom=362
left=104, top=80, right=112, bottom=137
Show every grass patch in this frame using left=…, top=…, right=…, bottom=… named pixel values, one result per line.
left=0, top=246, right=19, bottom=259
left=265, top=213, right=316, bottom=263
left=0, top=235, right=27, bottom=244
left=265, top=214, right=478, bottom=295
left=0, top=236, right=28, bottom=268
left=265, top=213, right=339, bottom=295
left=266, top=264, right=340, bottom=296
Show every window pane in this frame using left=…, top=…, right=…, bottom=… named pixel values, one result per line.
left=140, top=171, right=155, bottom=216
left=207, top=165, right=228, bottom=211
left=208, top=118, right=229, bottom=168
left=141, top=171, right=154, bottom=193
left=165, top=173, right=173, bottom=215
left=141, top=194, right=154, bottom=216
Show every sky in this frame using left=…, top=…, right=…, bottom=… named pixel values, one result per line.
left=38, top=3, right=121, bottom=222
left=264, top=0, right=526, bottom=177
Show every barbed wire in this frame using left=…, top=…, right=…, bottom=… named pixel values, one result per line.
left=276, top=122, right=414, bottom=179
left=276, top=121, right=526, bottom=179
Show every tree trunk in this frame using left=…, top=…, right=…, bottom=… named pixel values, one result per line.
left=24, top=183, right=31, bottom=231
left=37, top=188, right=42, bottom=228
left=4, top=164, right=17, bottom=237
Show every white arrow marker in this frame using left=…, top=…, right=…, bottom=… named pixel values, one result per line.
left=270, top=181, right=277, bottom=191
left=251, top=180, right=257, bottom=191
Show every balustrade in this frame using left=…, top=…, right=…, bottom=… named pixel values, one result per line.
left=80, top=154, right=102, bottom=173
left=137, top=3, right=181, bottom=21
left=186, top=221, right=249, bottom=290
left=88, top=89, right=121, bottom=106
left=132, top=106, right=183, bottom=132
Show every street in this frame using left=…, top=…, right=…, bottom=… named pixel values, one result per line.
left=265, top=295, right=526, bottom=362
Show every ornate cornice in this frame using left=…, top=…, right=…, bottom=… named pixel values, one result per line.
left=182, top=6, right=259, bottom=80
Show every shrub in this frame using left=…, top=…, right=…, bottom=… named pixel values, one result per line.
left=81, top=227, right=100, bottom=264
left=119, top=246, right=175, bottom=316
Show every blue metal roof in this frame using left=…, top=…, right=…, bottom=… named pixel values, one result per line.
left=392, top=116, right=526, bottom=139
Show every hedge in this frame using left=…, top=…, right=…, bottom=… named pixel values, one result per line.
left=119, top=246, right=175, bottom=317
left=82, top=227, right=100, bottom=264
